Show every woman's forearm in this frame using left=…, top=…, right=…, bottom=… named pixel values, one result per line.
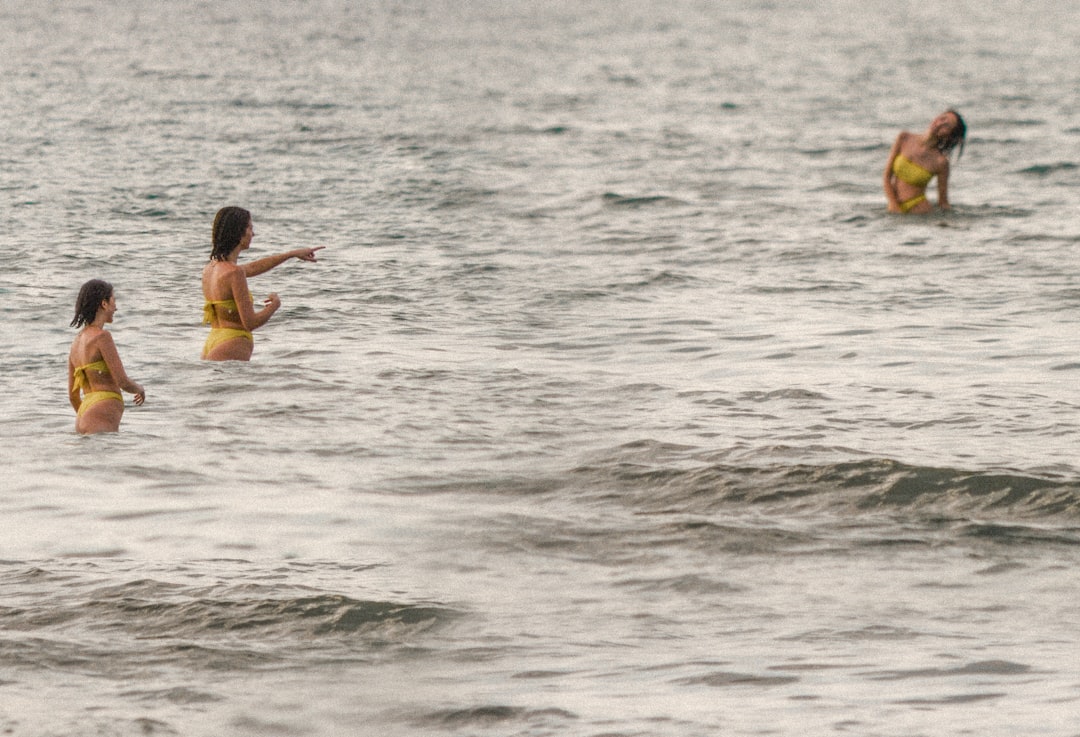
left=243, top=250, right=299, bottom=277
left=883, top=175, right=900, bottom=210
left=937, top=179, right=950, bottom=210
left=249, top=300, right=280, bottom=330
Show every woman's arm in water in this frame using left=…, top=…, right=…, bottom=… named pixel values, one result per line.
left=935, top=158, right=951, bottom=210
left=882, top=133, right=904, bottom=213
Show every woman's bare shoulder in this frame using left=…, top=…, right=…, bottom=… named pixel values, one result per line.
left=204, top=261, right=243, bottom=296
left=70, top=327, right=109, bottom=364
left=895, top=130, right=917, bottom=146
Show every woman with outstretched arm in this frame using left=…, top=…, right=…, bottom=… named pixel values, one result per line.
left=201, top=206, right=324, bottom=361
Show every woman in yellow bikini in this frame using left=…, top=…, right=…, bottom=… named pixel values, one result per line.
left=67, top=279, right=146, bottom=434
left=201, top=206, right=324, bottom=361
left=883, top=109, right=966, bottom=214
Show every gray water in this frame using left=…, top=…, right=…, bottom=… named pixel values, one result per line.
left=2, top=1, right=1080, bottom=735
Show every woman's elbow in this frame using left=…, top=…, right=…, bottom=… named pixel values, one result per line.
left=238, top=312, right=258, bottom=332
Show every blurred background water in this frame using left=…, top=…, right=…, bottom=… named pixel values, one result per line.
left=2, top=1, right=1080, bottom=735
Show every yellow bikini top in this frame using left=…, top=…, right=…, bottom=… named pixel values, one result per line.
left=892, top=153, right=934, bottom=188
left=203, top=297, right=253, bottom=325
left=72, top=359, right=109, bottom=392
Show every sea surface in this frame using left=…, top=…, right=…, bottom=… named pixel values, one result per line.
left=2, top=1, right=1080, bottom=735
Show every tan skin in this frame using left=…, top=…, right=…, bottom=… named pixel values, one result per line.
left=67, top=293, right=146, bottom=434
left=201, top=220, right=324, bottom=361
left=883, top=111, right=961, bottom=214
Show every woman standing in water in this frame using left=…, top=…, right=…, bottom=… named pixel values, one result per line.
left=883, top=109, right=967, bottom=214
left=67, top=279, right=146, bottom=434
left=201, top=206, right=324, bottom=361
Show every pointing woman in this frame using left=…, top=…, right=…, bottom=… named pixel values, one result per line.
left=201, top=206, right=324, bottom=361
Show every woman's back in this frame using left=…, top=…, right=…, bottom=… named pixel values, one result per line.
left=202, top=261, right=246, bottom=329
left=69, top=329, right=119, bottom=394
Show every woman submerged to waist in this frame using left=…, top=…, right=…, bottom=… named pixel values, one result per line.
left=891, top=153, right=935, bottom=213
left=71, top=359, right=124, bottom=417
left=202, top=298, right=254, bottom=358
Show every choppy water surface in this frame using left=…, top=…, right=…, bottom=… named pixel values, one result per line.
left=3, top=1, right=1080, bottom=735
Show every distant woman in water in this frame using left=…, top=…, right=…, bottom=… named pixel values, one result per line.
left=67, top=279, right=146, bottom=434
left=201, top=206, right=324, bottom=361
left=883, top=109, right=967, bottom=214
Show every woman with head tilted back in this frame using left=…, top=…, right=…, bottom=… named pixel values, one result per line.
left=201, top=206, right=323, bottom=361
left=67, top=279, right=145, bottom=434
left=884, top=109, right=967, bottom=214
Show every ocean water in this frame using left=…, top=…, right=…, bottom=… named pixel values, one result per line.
left=2, top=0, right=1080, bottom=735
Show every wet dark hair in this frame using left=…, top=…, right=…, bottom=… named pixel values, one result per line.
left=938, top=109, right=966, bottom=159
left=210, top=206, right=252, bottom=261
left=70, top=279, right=113, bottom=328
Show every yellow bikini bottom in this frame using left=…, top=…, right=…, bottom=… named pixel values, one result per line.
left=77, top=391, right=123, bottom=418
left=202, top=327, right=253, bottom=357
left=899, top=194, right=927, bottom=213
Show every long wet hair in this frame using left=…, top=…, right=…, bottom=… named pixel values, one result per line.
left=70, top=279, right=113, bottom=328
left=937, top=109, right=967, bottom=159
left=210, top=206, right=252, bottom=261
